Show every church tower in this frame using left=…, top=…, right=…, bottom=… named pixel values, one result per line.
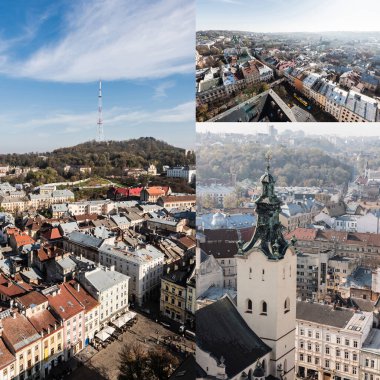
left=236, top=157, right=296, bottom=379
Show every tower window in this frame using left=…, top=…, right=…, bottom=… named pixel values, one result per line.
left=261, top=301, right=267, bottom=315
left=246, top=299, right=253, bottom=313
left=284, top=297, right=290, bottom=313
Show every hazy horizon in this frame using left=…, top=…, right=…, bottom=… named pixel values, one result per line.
left=196, top=123, right=380, bottom=138
left=197, top=0, right=380, bottom=33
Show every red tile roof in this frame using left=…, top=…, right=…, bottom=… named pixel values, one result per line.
left=29, top=309, right=62, bottom=335
left=40, top=227, right=62, bottom=241
left=0, top=338, right=15, bottom=369
left=64, top=281, right=99, bottom=312
left=128, top=187, right=143, bottom=196
left=285, top=228, right=380, bottom=247
left=2, top=312, right=40, bottom=352
left=46, top=284, right=84, bottom=320
left=16, top=291, right=47, bottom=309
left=0, top=275, right=28, bottom=298
left=12, top=233, right=35, bottom=247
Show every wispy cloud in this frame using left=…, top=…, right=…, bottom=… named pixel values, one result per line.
left=0, top=0, right=194, bottom=83
left=153, top=81, right=175, bottom=99
left=4, top=101, right=194, bottom=135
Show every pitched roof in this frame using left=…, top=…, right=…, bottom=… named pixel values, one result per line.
left=0, top=338, right=15, bottom=370
left=64, top=281, right=99, bottom=312
left=16, top=291, right=47, bottom=309
left=2, top=312, right=40, bottom=352
left=0, top=275, right=28, bottom=298
left=28, top=309, right=62, bottom=335
left=46, top=284, right=84, bottom=320
left=197, top=296, right=271, bottom=378
left=40, top=227, right=62, bottom=241
left=296, top=301, right=354, bottom=328
left=286, top=228, right=380, bottom=246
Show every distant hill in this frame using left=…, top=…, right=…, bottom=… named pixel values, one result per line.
left=197, top=139, right=352, bottom=187
left=0, top=137, right=195, bottom=184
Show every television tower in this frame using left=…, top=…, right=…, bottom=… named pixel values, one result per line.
left=96, top=80, right=104, bottom=142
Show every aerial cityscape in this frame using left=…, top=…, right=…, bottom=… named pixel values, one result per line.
left=2, top=0, right=380, bottom=379
left=0, top=139, right=196, bottom=379
left=196, top=124, right=380, bottom=379
left=196, top=0, right=380, bottom=123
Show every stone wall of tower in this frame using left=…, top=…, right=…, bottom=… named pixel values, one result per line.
left=236, top=246, right=297, bottom=379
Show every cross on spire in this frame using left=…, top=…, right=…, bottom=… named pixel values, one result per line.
left=265, top=151, right=272, bottom=172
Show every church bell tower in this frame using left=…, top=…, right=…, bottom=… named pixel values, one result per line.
left=236, top=155, right=296, bottom=379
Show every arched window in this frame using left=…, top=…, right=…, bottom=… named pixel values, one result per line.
left=284, top=297, right=290, bottom=313
left=246, top=299, right=253, bottom=313
left=261, top=301, right=267, bottom=315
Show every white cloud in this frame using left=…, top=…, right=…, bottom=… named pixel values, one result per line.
left=4, top=100, right=194, bottom=135
left=153, top=81, right=175, bottom=98
left=0, top=0, right=194, bottom=82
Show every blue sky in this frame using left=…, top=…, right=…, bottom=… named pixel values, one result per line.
left=0, top=0, right=194, bottom=153
left=197, top=0, right=380, bottom=32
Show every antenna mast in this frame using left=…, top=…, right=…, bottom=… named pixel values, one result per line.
left=96, top=80, right=104, bottom=142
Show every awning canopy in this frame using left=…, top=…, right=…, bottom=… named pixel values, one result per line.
left=111, top=317, right=125, bottom=328
left=103, top=326, right=115, bottom=335
left=124, top=311, right=137, bottom=323
left=95, top=330, right=110, bottom=342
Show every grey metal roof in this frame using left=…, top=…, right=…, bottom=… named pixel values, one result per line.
left=296, top=301, right=354, bottom=328
left=197, top=296, right=271, bottom=378
left=66, top=231, right=103, bottom=248
left=84, top=268, right=129, bottom=292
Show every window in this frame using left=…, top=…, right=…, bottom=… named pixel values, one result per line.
left=307, top=343, right=312, bottom=350
left=336, top=348, right=340, bottom=357
left=344, top=364, right=348, bottom=372
left=300, top=341, right=304, bottom=349
left=307, top=355, right=311, bottom=363
left=246, top=299, right=253, bottom=313
left=299, top=353, right=304, bottom=361
left=326, top=334, right=330, bottom=342
left=300, top=328, right=304, bottom=336
left=353, top=353, right=357, bottom=361
left=315, top=344, right=320, bottom=352
left=352, top=367, right=357, bottom=375
left=325, top=360, right=330, bottom=368
left=344, top=351, right=349, bottom=359
left=336, top=362, right=340, bottom=371
left=353, top=340, right=358, bottom=348
left=336, top=337, right=341, bottom=344
left=261, top=301, right=267, bottom=315
left=325, top=346, right=330, bottom=355
left=316, top=331, right=320, bottom=339
left=315, top=357, right=319, bottom=365
left=345, top=339, right=349, bottom=346
left=308, top=330, right=312, bottom=338
left=284, top=297, right=290, bottom=313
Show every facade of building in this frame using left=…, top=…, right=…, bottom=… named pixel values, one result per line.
left=296, top=301, right=373, bottom=380
left=78, top=267, right=129, bottom=328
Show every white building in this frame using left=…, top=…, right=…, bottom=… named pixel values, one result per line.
left=99, top=242, right=165, bottom=306
left=361, top=328, right=380, bottom=380
left=296, top=301, right=373, bottom=380
left=166, top=166, right=196, bottom=183
left=78, top=266, right=129, bottom=327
